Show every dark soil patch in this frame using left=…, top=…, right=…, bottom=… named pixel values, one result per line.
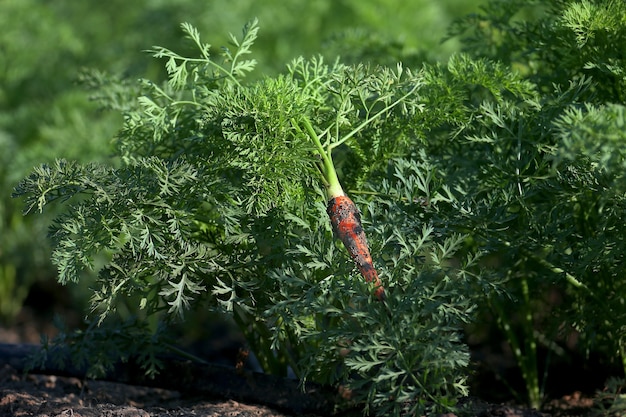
left=0, top=299, right=611, bottom=416
left=0, top=363, right=597, bottom=417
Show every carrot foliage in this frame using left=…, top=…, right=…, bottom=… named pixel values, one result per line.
left=14, top=20, right=475, bottom=415
left=14, top=1, right=626, bottom=414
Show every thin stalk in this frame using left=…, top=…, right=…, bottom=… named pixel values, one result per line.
left=528, top=253, right=591, bottom=294
left=520, top=276, right=541, bottom=409
left=491, top=283, right=542, bottom=409
left=491, top=299, right=527, bottom=405
left=152, top=50, right=245, bottom=88
left=621, top=341, right=626, bottom=377
left=294, top=117, right=345, bottom=198
left=164, top=343, right=210, bottom=365
left=232, top=304, right=289, bottom=376
left=292, top=82, right=418, bottom=197
left=328, top=83, right=419, bottom=151
left=273, top=315, right=303, bottom=378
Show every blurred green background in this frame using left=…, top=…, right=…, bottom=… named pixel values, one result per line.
left=0, top=0, right=485, bottom=323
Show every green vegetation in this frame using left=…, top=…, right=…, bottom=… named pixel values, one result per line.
left=7, top=0, right=626, bottom=415
left=0, top=0, right=482, bottom=323
left=450, top=0, right=626, bottom=407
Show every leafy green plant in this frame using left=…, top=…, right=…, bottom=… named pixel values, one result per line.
left=14, top=20, right=491, bottom=415
left=13, top=0, right=626, bottom=414
left=1, top=0, right=481, bottom=324
left=446, top=0, right=626, bottom=407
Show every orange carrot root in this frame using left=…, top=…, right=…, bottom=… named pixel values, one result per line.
left=327, top=195, right=385, bottom=300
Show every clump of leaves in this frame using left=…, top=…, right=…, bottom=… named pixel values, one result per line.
left=446, top=0, right=626, bottom=408
left=591, top=377, right=626, bottom=417
left=14, top=19, right=489, bottom=415
left=14, top=1, right=626, bottom=414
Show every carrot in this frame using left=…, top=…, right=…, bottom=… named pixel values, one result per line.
left=292, top=116, right=386, bottom=300
left=327, top=195, right=385, bottom=301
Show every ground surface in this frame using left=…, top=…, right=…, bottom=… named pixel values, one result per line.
left=0, top=304, right=607, bottom=417
left=0, top=364, right=298, bottom=417
left=0, top=363, right=597, bottom=417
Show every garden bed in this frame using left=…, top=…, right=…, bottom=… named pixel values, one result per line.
left=0, top=305, right=600, bottom=417
left=0, top=363, right=595, bottom=417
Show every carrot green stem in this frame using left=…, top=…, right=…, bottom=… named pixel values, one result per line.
left=292, top=81, right=418, bottom=199
left=294, top=117, right=345, bottom=199
left=163, top=342, right=210, bottom=365
left=327, top=82, right=419, bottom=151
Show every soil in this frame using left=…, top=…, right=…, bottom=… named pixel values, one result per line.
left=0, top=290, right=612, bottom=417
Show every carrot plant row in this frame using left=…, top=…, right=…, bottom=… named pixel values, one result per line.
left=14, top=1, right=626, bottom=415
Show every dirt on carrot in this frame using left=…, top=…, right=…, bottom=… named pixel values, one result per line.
left=327, top=195, right=385, bottom=300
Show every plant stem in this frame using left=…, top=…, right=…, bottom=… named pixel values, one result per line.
left=491, top=277, right=541, bottom=409
left=520, top=275, right=541, bottom=409
left=232, top=304, right=290, bottom=376
left=328, top=82, right=419, bottom=151
left=164, top=343, right=210, bottom=364
left=293, top=117, right=345, bottom=199
left=621, top=341, right=626, bottom=377
left=491, top=299, right=525, bottom=405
